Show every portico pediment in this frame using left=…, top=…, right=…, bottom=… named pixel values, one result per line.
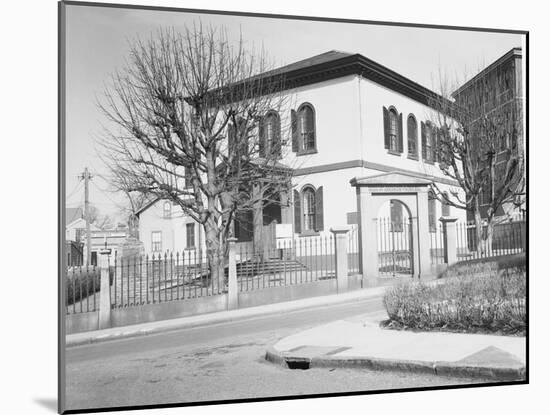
left=350, top=171, right=433, bottom=188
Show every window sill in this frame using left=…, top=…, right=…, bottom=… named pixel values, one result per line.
left=296, top=149, right=318, bottom=157
left=386, top=149, right=402, bottom=156
left=423, top=159, right=435, bottom=165
left=407, top=154, right=419, bottom=161
left=184, top=247, right=196, bottom=251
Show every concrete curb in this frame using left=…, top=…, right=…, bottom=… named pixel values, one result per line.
left=265, top=347, right=526, bottom=381
left=66, top=287, right=386, bottom=348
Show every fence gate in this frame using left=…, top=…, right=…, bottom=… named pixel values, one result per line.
left=377, top=217, right=413, bottom=277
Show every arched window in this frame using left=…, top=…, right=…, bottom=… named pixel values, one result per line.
left=407, top=115, right=418, bottom=158
left=298, top=104, right=316, bottom=152
left=422, top=122, right=435, bottom=163
left=428, top=191, right=437, bottom=232
left=163, top=202, right=171, bottom=219
left=302, top=187, right=316, bottom=232
left=293, top=185, right=324, bottom=234
left=389, top=109, right=399, bottom=152
left=383, top=106, right=403, bottom=154
left=260, top=111, right=281, bottom=158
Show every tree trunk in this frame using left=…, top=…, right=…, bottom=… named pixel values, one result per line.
left=203, top=220, right=226, bottom=292
left=472, top=200, right=486, bottom=256
left=485, top=220, right=494, bottom=256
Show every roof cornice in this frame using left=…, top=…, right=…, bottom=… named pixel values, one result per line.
left=268, top=53, right=450, bottom=108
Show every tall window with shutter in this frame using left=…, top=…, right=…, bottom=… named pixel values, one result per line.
left=303, top=187, right=316, bottom=232
left=260, top=111, right=281, bottom=158
left=292, top=103, right=316, bottom=154
left=383, top=106, right=403, bottom=154
left=293, top=185, right=324, bottom=234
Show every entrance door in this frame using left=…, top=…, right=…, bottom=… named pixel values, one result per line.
left=377, top=200, right=413, bottom=277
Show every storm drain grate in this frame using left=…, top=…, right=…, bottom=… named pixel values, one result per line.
left=285, top=358, right=311, bottom=370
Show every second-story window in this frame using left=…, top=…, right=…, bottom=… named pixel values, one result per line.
left=422, top=122, right=435, bottom=163
left=260, top=111, right=281, bottom=158
left=389, top=109, right=399, bottom=152
left=383, top=106, right=403, bottom=154
left=294, top=103, right=316, bottom=153
left=407, top=115, right=418, bottom=158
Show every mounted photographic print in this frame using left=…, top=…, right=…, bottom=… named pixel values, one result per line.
left=59, top=1, right=528, bottom=413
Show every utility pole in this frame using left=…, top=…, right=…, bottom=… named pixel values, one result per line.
left=79, top=168, right=93, bottom=265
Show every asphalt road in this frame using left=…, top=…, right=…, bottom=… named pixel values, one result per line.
left=65, top=297, right=484, bottom=411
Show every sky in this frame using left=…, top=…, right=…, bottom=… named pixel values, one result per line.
left=64, top=3, right=524, bottom=222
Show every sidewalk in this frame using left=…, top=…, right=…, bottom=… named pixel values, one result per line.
left=66, top=286, right=387, bottom=348
left=266, top=314, right=526, bottom=381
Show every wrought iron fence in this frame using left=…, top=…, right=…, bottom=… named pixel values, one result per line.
left=111, top=251, right=225, bottom=309
left=456, top=217, right=526, bottom=260
left=430, top=222, right=446, bottom=264
left=238, top=235, right=336, bottom=292
left=348, top=225, right=360, bottom=275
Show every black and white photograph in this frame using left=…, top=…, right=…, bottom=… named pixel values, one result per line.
left=57, top=1, right=529, bottom=413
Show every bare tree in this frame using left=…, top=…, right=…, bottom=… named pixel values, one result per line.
left=104, top=166, right=152, bottom=238
left=428, top=66, right=525, bottom=253
left=98, top=24, right=293, bottom=283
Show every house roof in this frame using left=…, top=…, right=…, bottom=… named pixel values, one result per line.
left=237, top=49, right=449, bottom=107
left=66, top=207, right=83, bottom=227
left=451, top=47, right=522, bottom=98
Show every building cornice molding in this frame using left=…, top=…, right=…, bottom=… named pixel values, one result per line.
left=274, top=53, right=448, bottom=107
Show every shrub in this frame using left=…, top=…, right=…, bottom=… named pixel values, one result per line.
left=66, top=267, right=114, bottom=306
left=383, top=267, right=526, bottom=335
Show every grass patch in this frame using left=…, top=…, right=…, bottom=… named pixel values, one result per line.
left=383, top=266, right=525, bottom=336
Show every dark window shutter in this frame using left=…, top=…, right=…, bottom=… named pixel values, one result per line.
left=421, top=121, right=427, bottom=161
left=275, top=114, right=281, bottom=158
left=315, top=186, right=324, bottom=232
left=433, top=128, right=441, bottom=161
left=398, top=112, right=404, bottom=153
left=293, top=189, right=301, bottom=234
left=258, top=117, right=265, bottom=158
left=383, top=106, right=390, bottom=149
left=291, top=110, right=298, bottom=152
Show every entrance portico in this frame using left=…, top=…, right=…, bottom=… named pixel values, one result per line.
left=350, top=172, right=432, bottom=283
